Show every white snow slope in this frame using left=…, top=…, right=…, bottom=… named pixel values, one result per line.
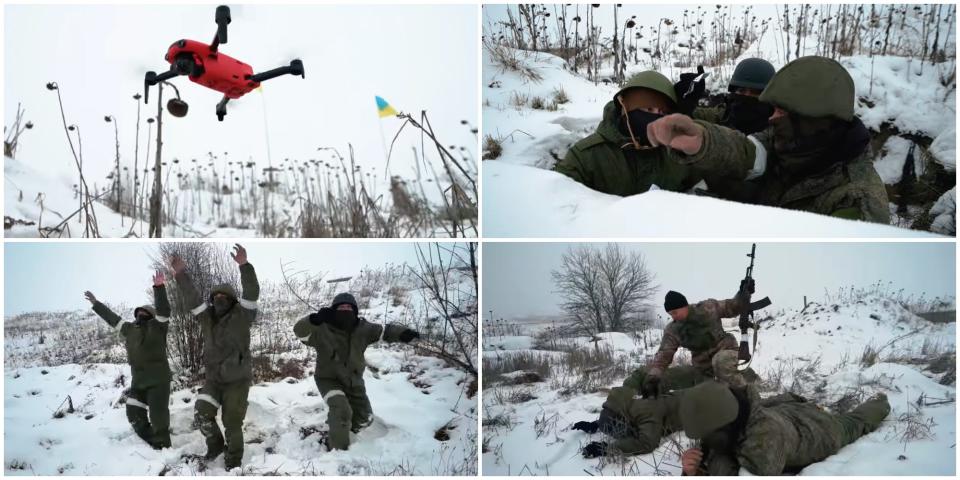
left=482, top=296, right=956, bottom=476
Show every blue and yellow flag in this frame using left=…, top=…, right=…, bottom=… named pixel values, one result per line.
left=375, top=95, right=398, bottom=118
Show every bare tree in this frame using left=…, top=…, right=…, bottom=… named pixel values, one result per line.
left=552, top=244, right=658, bottom=336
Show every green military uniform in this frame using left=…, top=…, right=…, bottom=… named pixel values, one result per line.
left=293, top=299, right=409, bottom=450
left=681, top=380, right=891, bottom=475
left=92, top=287, right=172, bottom=449
left=626, top=297, right=743, bottom=393
left=677, top=56, right=890, bottom=223
left=176, top=263, right=259, bottom=469
left=596, top=385, right=685, bottom=455
left=555, top=100, right=702, bottom=196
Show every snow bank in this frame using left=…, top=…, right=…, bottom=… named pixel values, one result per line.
left=874, top=135, right=920, bottom=185
left=483, top=161, right=937, bottom=238
left=929, top=126, right=957, bottom=172
left=929, top=186, right=956, bottom=235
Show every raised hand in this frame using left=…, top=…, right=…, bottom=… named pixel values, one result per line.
left=231, top=244, right=248, bottom=265
left=83, top=291, right=97, bottom=305
left=681, top=448, right=704, bottom=476
left=170, top=256, right=187, bottom=274
left=153, top=270, right=166, bottom=287
left=646, top=113, right=705, bottom=155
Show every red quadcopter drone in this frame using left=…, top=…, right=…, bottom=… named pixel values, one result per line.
left=144, top=5, right=304, bottom=121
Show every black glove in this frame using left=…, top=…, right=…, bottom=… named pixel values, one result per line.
left=572, top=420, right=599, bottom=434
left=739, top=278, right=756, bottom=295
left=399, top=329, right=420, bottom=343
left=309, top=307, right=334, bottom=325
left=641, top=375, right=661, bottom=399
left=582, top=441, right=608, bottom=458
left=673, top=65, right=706, bottom=116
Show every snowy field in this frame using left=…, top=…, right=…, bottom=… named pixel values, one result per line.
left=482, top=294, right=956, bottom=475
left=4, top=264, right=478, bottom=475
left=481, top=5, right=956, bottom=237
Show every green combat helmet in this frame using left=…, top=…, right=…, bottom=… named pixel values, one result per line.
left=679, top=380, right=739, bottom=439
left=615, top=71, right=678, bottom=108
left=759, top=56, right=855, bottom=121
left=728, top=58, right=776, bottom=92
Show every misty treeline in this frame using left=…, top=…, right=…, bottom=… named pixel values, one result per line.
left=140, top=242, right=479, bottom=386
left=485, top=4, right=956, bottom=88
left=551, top=244, right=659, bottom=337
left=12, top=82, right=477, bottom=239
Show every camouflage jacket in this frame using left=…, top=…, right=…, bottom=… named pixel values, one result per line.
left=702, top=385, right=890, bottom=475
left=692, top=105, right=726, bottom=125
left=649, top=298, right=741, bottom=377
left=555, top=101, right=702, bottom=196
left=176, top=263, right=260, bottom=384
left=92, top=286, right=171, bottom=386
left=677, top=121, right=890, bottom=223
left=294, top=316, right=407, bottom=387
left=601, top=385, right=685, bottom=455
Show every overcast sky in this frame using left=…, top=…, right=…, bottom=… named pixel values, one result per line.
left=482, top=242, right=956, bottom=322
left=4, top=241, right=447, bottom=315
left=5, top=4, right=477, bottom=185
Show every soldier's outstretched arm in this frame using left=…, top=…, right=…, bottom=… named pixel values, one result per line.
left=293, top=316, right=322, bottom=348
left=152, top=270, right=171, bottom=325
left=232, top=244, right=260, bottom=316
left=369, top=322, right=416, bottom=344
left=170, top=256, right=206, bottom=317
left=660, top=117, right=768, bottom=183
left=86, top=291, right=123, bottom=328
left=648, top=329, right=680, bottom=377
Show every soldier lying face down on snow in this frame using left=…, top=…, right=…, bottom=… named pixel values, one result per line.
left=624, top=289, right=759, bottom=400
left=294, top=292, right=421, bottom=451
left=678, top=351, right=891, bottom=476
left=85, top=271, right=173, bottom=450
left=172, top=244, right=260, bottom=470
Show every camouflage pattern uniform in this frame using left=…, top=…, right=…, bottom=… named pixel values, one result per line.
left=293, top=301, right=410, bottom=450
left=677, top=56, right=890, bottom=223
left=681, top=376, right=891, bottom=475
left=91, top=287, right=172, bottom=448
left=624, top=297, right=743, bottom=391
left=176, top=263, right=260, bottom=469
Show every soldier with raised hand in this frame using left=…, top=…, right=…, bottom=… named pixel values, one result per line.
left=554, top=71, right=703, bottom=196
left=677, top=355, right=891, bottom=476
left=84, top=270, right=172, bottom=449
left=170, top=244, right=259, bottom=471
left=294, top=292, right=420, bottom=451
left=646, top=56, right=890, bottom=223
left=624, top=289, right=757, bottom=398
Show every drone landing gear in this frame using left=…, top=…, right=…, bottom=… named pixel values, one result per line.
left=216, top=96, right=230, bottom=122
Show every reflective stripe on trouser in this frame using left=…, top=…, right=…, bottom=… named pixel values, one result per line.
left=315, top=379, right=375, bottom=450
left=194, top=380, right=251, bottom=465
left=126, top=382, right=171, bottom=448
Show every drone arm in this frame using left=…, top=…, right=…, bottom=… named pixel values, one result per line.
left=144, top=69, right=182, bottom=104
left=247, top=59, right=305, bottom=83
left=216, top=95, right=230, bottom=122
left=210, top=5, right=231, bottom=53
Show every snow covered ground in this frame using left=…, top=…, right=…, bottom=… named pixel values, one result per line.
left=482, top=295, right=956, bottom=476
left=481, top=5, right=956, bottom=237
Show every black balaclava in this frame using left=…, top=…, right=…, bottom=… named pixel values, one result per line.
left=213, top=295, right=233, bottom=316
left=330, top=309, right=358, bottom=331
left=771, top=113, right=869, bottom=183
left=134, top=310, right=152, bottom=325
left=723, top=94, right=774, bottom=135
left=617, top=95, right=666, bottom=149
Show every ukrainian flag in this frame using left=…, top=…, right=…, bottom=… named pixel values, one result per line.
left=376, top=96, right=398, bottom=118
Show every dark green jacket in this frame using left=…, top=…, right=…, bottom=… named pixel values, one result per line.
left=602, top=385, right=684, bottom=455
left=555, top=101, right=701, bottom=196
left=294, top=316, right=407, bottom=387
left=649, top=298, right=742, bottom=376
left=176, top=263, right=260, bottom=384
left=692, top=105, right=726, bottom=125
left=92, top=286, right=171, bottom=387
left=679, top=121, right=891, bottom=223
